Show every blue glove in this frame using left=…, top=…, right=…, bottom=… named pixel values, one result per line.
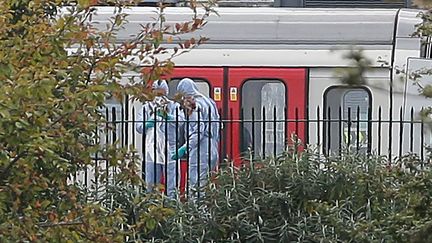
left=144, top=119, right=155, bottom=129
left=157, top=110, right=174, bottom=121
left=171, top=145, right=187, bottom=160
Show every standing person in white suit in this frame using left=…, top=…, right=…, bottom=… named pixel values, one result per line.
left=136, top=80, right=184, bottom=198
left=172, top=78, right=220, bottom=195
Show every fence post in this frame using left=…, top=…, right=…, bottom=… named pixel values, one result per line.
left=327, top=106, right=331, bottom=155
left=164, top=108, right=169, bottom=197
left=356, top=106, right=360, bottom=153
left=399, top=106, right=404, bottom=158
left=262, top=107, right=266, bottom=158
left=347, top=107, right=352, bottom=150
left=317, top=106, right=321, bottom=155
left=338, top=106, right=342, bottom=155
left=141, top=106, right=146, bottom=188
left=197, top=107, right=201, bottom=198
left=410, top=107, right=414, bottom=153
left=378, top=106, right=382, bottom=156
left=273, top=106, right=277, bottom=158
left=112, top=106, right=117, bottom=183
left=252, top=107, right=255, bottom=159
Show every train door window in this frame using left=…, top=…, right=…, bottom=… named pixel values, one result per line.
left=241, top=80, right=286, bottom=158
left=167, top=79, right=210, bottom=98
left=324, top=87, right=370, bottom=153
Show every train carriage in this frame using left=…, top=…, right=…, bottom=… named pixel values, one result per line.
left=81, top=7, right=432, bottom=189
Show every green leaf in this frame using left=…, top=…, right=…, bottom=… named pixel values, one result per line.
left=78, top=0, right=90, bottom=8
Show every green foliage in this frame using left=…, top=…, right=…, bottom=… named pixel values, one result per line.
left=150, top=150, right=432, bottom=242
left=0, top=0, right=214, bottom=240
left=334, top=48, right=372, bottom=86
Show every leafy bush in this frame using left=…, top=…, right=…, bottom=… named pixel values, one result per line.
left=147, top=149, right=432, bottom=242
left=0, top=0, right=214, bottom=240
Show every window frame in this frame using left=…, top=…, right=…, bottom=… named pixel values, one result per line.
left=240, top=78, right=288, bottom=158
left=323, top=85, right=373, bottom=154
left=167, top=78, right=212, bottom=99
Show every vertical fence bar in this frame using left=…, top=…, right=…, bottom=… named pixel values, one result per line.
left=410, top=107, right=414, bottom=153
left=284, top=107, right=288, bottom=150
left=305, top=106, right=309, bottom=145
left=105, top=107, right=109, bottom=189
left=273, top=106, right=277, bottom=158
left=186, top=111, right=190, bottom=197
left=399, top=106, right=404, bottom=158
left=295, top=107, right=299, bottom=138
left=153, top=109, right=157, bottom=190
left=126, top=96, right=130, bottom=148
left=389, top=104, right=393, bottom=164
left=295, top=107, right=299, bottom=146
left=367, top=105, right=372, bottom=154
left=356, top=106, right=360, bottom=153
left=197, top=108, right=201, bottom=198
left=252, top=108, right=255, bottom=159
left=347, top=107, right=351, bottom=150
left=240, top=108, right=245, bottom=158
left=230, top=108, right=234, bottom=159
left=208, top=107, right=212, bottom=176
left=125, top=98, right=129, bottom=149
left=421, top=109, right=424, bottom=163
left=378, top=106, right=382, bottom=156
left=164, top=109, right=168, bottom=196
left=94, top=122, right=98, bottom=196
left=132, top=107, right=136, bottom=149
left=112, top=107, right=117, bottom=182
left=121, top=104, right=125, bottom=148
left=175, top=107, right=179, bottom=192
left=317, top=106, right=321, bottom=154
left=219, top=108, right=223, bottom=167
left=262, top=107, right=266, bottom=158
left=327, top=106, right=331, bottom=155
left=303, top=105, right=310, bottom=145
left=338, top=106, right=342, bottom=155
left=131, top=107, right=136, bottom=192
left=142, top=106, right=146, bottom=186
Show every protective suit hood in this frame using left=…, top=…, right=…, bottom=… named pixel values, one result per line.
left=177, top=78, right=201, bottom=97
left=152, top=80, right=169, bottom=95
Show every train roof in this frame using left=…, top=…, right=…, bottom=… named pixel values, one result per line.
left=89, top=7, right=421, bottom=46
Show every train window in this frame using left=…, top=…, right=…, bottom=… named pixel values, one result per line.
left=324, top=87, right=370, bottom=154
left=241, top=80, right=286, bottom=158
left=167, top=79, right=210, bottom=99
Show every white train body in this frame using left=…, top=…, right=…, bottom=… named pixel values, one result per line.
left=90, top=7, right=432, bottom=161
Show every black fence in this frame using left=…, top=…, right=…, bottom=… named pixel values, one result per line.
left=78, top=105, right=431, bottom=198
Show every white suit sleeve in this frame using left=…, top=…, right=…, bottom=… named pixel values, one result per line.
left=136, top=105, right=150, bottom=134
left=136, top=107, right=144, bottom=134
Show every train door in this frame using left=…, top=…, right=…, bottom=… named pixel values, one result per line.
left=227, top=68, right=307, bottom=165
left=165, top=67, right=223, bottom=193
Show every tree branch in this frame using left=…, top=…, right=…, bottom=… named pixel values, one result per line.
left=0, top=152, right=27, bottom=183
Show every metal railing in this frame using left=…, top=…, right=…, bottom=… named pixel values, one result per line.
left=76, top=104, right=431, bottom=198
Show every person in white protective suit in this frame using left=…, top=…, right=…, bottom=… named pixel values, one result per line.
left=136, top=80, right=184, bottom=197
left=172, top=78, right=220, bottom=194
